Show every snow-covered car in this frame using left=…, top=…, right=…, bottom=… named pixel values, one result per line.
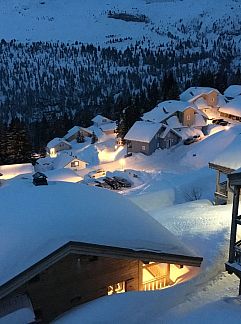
left=212, top=119, right=229, bottom=126
left=193, top=134, right=201, bottom=141
left=89, top=169, right=106, bottom=179
left=183, top=137, right=196, bottom=145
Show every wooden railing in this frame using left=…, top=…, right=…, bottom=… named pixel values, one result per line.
left=143, top=275, right=168, bottom=291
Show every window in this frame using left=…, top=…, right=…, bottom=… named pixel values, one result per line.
left=141, top=145, right=146, bottom=151
left=71, top=161, right=79, bottom=167
left=108, top=281, right=125, bottom=295
left=186, top=114, right=191, bottom=121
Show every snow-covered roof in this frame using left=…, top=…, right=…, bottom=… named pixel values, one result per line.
left=53, top=153, right=87, bottom=169
left=0, top=163, right=33, bottom=180
left=224, top=85, right=241, bottom=99
left=210, top=131, right=241, bottom=170
left=124, top=121, right=162, bottom=142
left=91, top=115, right=112, bottom=125
left=180, top=87, right=220, bottom=102
left=64, top=126, right=80, bottom=139
left=47, top=137, right=71, bottom=149
left=100, top=121, right=117, bottom=132
left=193, top=113, right=206, bottom=127
left=164, top=115, right=183, bottom=128
left=142, top=100, right=194, bottom=123
left=219, top=97, right=241, bottom=117
left=0, top=181, right=197, bottom=286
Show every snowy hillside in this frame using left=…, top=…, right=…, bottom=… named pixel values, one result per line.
left=0, top=0, right=240, bottom=127
left=0, top=0, right=240, bottom=50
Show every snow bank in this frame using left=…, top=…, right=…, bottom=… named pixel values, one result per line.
left=0, top=163, right=33, bottom=180
left=0, top=180, right=197, bottom=286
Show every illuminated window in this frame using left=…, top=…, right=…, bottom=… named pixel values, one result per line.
left=186, top=114, right=191, bottom=121
left=71, top=161, right=79, bottom=167
left=108, top=281, right=125, bottom=295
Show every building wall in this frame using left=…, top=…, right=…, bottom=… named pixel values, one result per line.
left=203, top=92, right=218, bottom=107
left=47, top=142, right=71, bottom=154
left=159, top=131, right=181, bottom=149
left=182, top=108, right=195, bottom=127
left=127, top=140, right=151, bottom=155
left=17, top=254, right=140, bottom=322
left=127, top=128, right=181, bottom=155
left=65, top=133, right=78, bottom=142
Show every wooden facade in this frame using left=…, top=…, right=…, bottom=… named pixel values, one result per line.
left=208, top=162, right=234, bottom=205
left=0, top=241, right=202, bottom=323
left=225, top=172, right=241, bottom=294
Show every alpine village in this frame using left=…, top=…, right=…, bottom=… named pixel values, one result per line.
left=1, top=0, right=241, bottom=323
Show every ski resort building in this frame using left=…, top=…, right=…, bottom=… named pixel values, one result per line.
left=124, top=121, right=182, bottom=155
left=142, top=100, right=207, bottom=128
left=180, top=87, right=224, bottom=119
left=209, top=132, right=241, bottom=204
left=0, top=182, right=202, bottom=323
left=91, top=115, right=113, bottom=128
left=46, top=138, right=72, bottom=156
left=219, top=97, right=241, bottom=122
left=64, top=126, right=92, bottom=142
left=224, top=85, right=241, bottom=100
left=225, top=170, right=241, bottom=294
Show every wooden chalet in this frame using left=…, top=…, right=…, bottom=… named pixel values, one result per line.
left=0, top=241, right=202, bottom=323
left=225, top=171, right=241, bottom=294
left=208, top=162, right=234, bottom=205
left=0, top=182, right=203, bottom=323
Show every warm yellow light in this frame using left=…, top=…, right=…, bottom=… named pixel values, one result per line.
left=98, top=146, right=124, bottom=163
left=224, top=125, right=230, bottom=131
left=50, top=148, right=57, bottom=158
left=119, top=158, right=125, bottom=170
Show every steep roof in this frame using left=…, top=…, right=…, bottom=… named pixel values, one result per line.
left=180, top=87, right=220, bottom=102
left=100, top=121, right=117, bottom=132
left=224, top=85, right=241, bottom=99
left=219, top=97, right=241, bottom=117
left=124, top=121, right=163, bottom=142
left=210, top=130, right=241, bottom=170
left=47, top=138, right=71, bottom=149
left=53, top=154, right=87, bottom=169
left=0, top=181, right=199, bottom=288
left=142, top=100, right=194, bottom=123
left=91, top=115, right=112, bottom=125
left=64, top=126, right=80, bottom=140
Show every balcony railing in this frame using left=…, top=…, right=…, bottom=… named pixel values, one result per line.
left=143, top=275, right=168, bottom=291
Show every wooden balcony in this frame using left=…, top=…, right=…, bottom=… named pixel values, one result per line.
left=142, top=275, right=168, bottom=291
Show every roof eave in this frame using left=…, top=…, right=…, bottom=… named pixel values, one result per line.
left=0, top=241, right=202, bottom=300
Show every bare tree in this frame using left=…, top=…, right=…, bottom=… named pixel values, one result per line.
left=183, top=186, right=202, bottom=202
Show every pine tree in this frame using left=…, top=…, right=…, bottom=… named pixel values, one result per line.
left=91, top=131, right=98, bottom=144
left=77, top=131, right=85, bottom=143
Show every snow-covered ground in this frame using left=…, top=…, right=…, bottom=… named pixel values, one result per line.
left=0, top=0, right=240, bottom=51
left=2, top=124, right=241, bottom=323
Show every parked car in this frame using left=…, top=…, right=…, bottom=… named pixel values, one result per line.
left=212, top=119, right=229, bottom=126
left=113, top=176, right=132, bottom=188
left=89, top=169, right=106, bottom=179
left=193, top=134, right=201, bottom=141
left=183, top=137, right=196, bottom=145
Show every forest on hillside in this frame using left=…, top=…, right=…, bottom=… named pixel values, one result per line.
left=0, top=36, right=240, bottom=164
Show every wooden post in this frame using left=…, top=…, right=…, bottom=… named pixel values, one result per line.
left=138, top=261, right=143, bottom=291
left=166, top=263, right=170, bottom=286
left=228, top=185, right=240, bottom=263
left=239, top=279, right=241, bottom=295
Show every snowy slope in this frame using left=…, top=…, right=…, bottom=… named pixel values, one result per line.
left=0, top=0, right=240, bottom=50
